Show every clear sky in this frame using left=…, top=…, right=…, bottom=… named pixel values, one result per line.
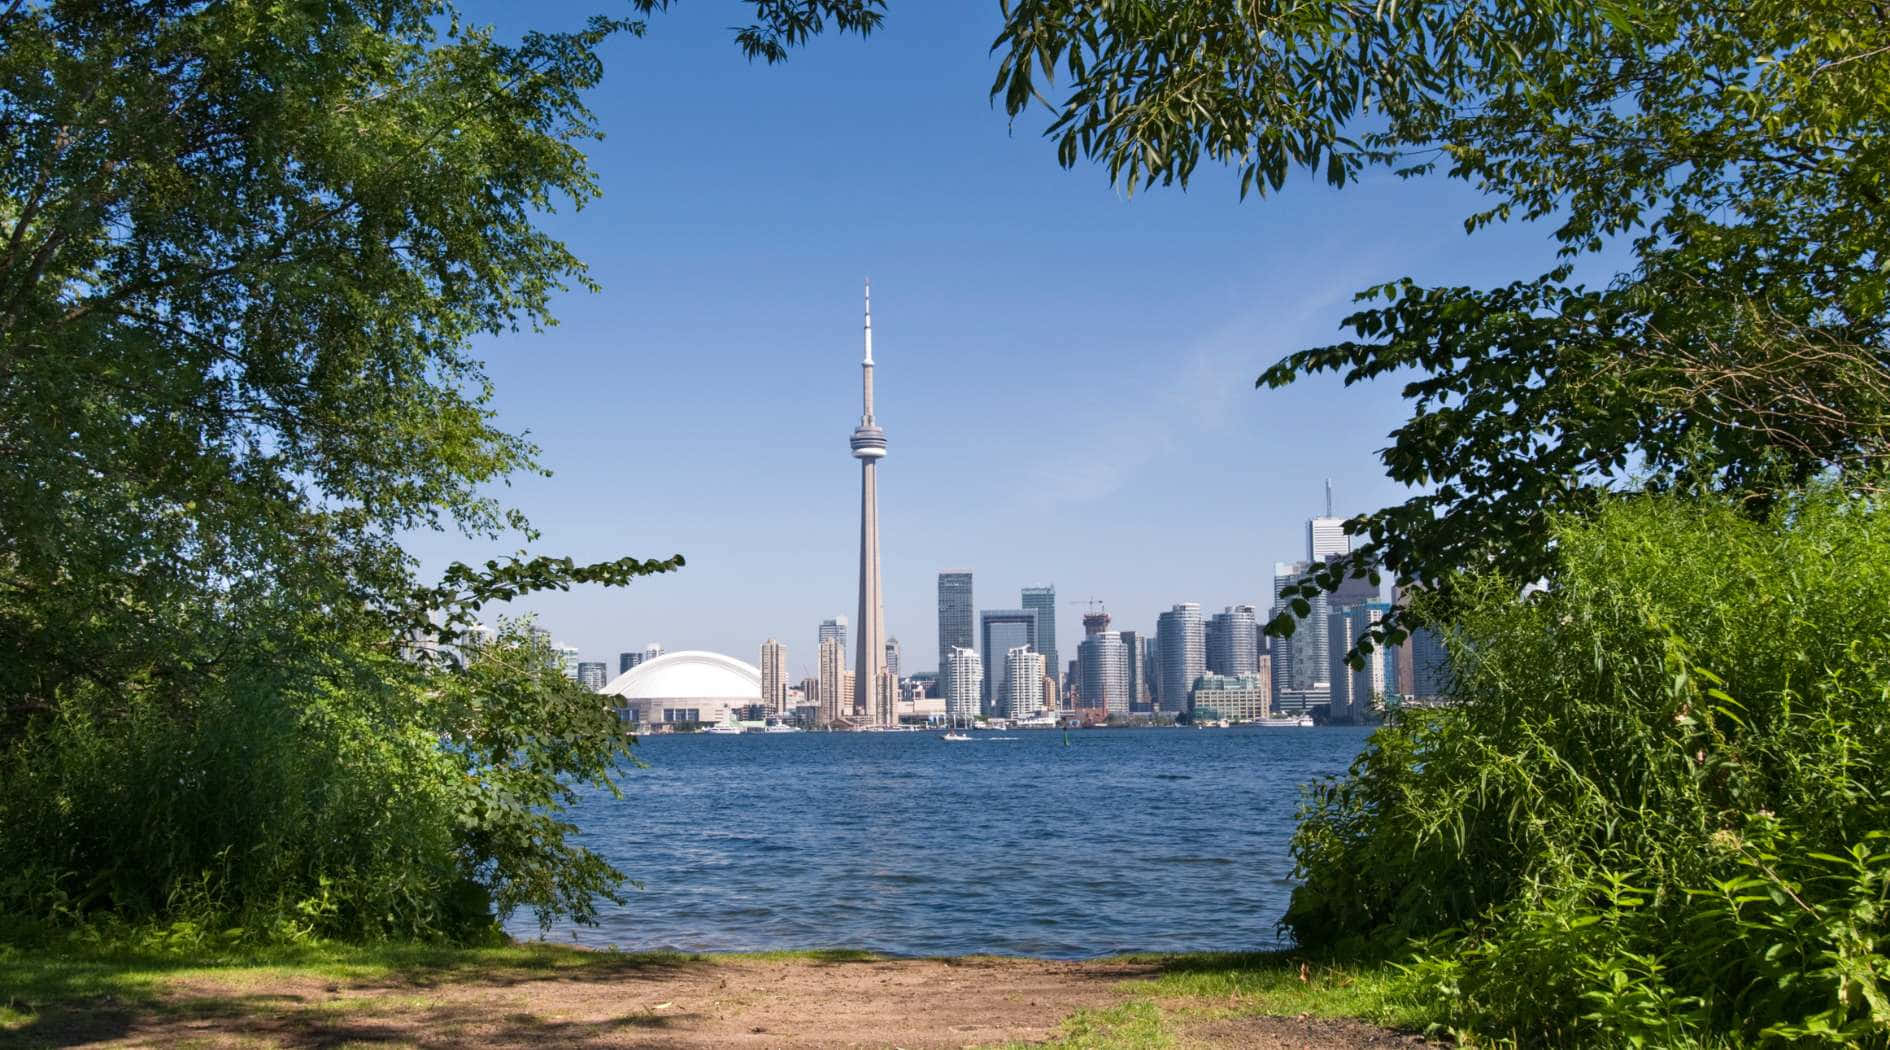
left=403, top=2, right=1586, bottom=681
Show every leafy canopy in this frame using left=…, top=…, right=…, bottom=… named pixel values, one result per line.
left=992, top=0, right=1890, bottom=648
left=0, top=0, right=878, bottom=935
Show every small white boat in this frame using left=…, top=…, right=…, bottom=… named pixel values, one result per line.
left=762, top=721, right=802, bottom=733
left=704, top=721, right=744, bottom=734
left=941, top=731, right=972, bottom=741
left=1254, top=715, right=1316, bottom=728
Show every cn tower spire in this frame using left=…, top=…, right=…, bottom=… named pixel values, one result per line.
left=849, top=280, right=888, bottom=726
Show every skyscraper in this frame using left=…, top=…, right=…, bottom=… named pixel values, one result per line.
left=850, top=281, right=890, bottom=726
left=937, top=570, right=973, bottom=694
left=1308, top=477, right=1349, bottom=561
left=1404, top=626, right=1450, bottom=699
left=944, top=646, right=982, bottom=722
left=883, top=636, right=901, bottom=680
left=819, top=616, right=847, bottom=650
left=979, top=609, right=1036, bottom=715
left=1078, top=629, right=1129, bottom=717
left=1155, top=603, right=1205, bottom=716
left=1271, top=559, right=1326, bottom=706
left=554, top=644, right=580, bottom=680
left=619, top=651, right=639, bottom=675
left=1121, top=630, right=1153, bottom=712
left=1327, top=602, right=1389, bottom=723
left=1021, top=585, right=1058, bottom=686
left=1005, top=646, right=1045, bottom=718
left=760, top=638, right=788, bottom=714
left=577, top=661, right=607, bottom=691
left=1207, top=604, right=1260, bottom=675
left=818, top=636, right=846, bottom=725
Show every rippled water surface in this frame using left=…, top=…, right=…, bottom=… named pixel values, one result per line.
left=513, top=725, right=1375, bottom=957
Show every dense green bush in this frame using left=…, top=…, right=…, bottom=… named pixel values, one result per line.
left=0, top=618, right=632, bottom=945
left=1286, top=484, right=1890, bottom=1046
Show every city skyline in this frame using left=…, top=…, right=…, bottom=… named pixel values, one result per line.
left=394, top=2, right=1564, bottom=672
left=545, top=478, right=1386, bottom=694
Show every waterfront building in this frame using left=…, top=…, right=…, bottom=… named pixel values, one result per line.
left=937, top=570, right=974, bottom=700
left=944, top=646, right=982, bottom=722
left=1078, top=629, right=1129, bottom=717
left=819, top=616, right=847, bottom=651
left=849, top=281, right=891, bottom=726
left=875, top=670, right=897, bottom=726
left=979, top=608, right=1037, bottom=715
left=577, top=661, right=607, bottom=691
left=1190, top=671, right=1273, bottom=722
left=904, top=671, right=936, bottom=700
left=1326, top=602, right=1389, bottom=723
left=760, top=638, right=788, bottom=713
left=884, top=636, right=901, bottom=681
left=1120, top=630, right=1153, bottom=712
left=1404, top=625, right=1450, bottom=699
left=1155, top=603, right=1205, bottom=715
left=1021, top=585, right=1058, bottom=687
left=1271, top=559, right=1329, bottom=708
left=554, top=644, right=580, bottom=680
left=1206, top=604, right=1260, bottom=675
left=817, top=636, right=846, bottom=725
left=598, top=651, right=762, bottom=727
left=1005, top=646, right=1046, bottom=718
left=843, top=670, right=856, bottom=716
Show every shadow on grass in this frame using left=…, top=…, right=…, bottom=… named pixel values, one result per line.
left=0, top=983, right=701, bottom=1050
left=0, top=941, right=718, bottom=1049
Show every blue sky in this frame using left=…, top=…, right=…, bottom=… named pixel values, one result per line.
left=405, top=2, right=1583, bottom=680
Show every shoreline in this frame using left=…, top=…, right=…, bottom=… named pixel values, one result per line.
left=0, top=941, right=1419, bottom=1049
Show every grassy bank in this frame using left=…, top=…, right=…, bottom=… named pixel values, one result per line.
left=993, top=952, right=1424, bottom=1049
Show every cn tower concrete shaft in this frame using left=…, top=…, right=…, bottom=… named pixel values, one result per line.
left=849, top=281, right=888, bottom=725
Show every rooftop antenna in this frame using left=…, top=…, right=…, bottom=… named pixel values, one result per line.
left=1325, top=478, right=1333, bottom=517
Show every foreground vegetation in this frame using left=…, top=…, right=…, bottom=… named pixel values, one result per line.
left=1287, top=485, right=1890, bottom=1047
left=0, top=0, right=869, bottom=944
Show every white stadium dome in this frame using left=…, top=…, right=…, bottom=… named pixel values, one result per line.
left=598, top=650, right=761, bottom=726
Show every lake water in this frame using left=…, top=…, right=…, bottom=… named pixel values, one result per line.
left=513, top=725, right=1376, bottom=958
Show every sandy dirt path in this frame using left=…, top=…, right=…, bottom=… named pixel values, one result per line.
left=10, top=954, right=1416, bottom=1049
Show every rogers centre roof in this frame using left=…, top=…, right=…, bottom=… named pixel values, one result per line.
left=598, top=650, right=761, bottom=701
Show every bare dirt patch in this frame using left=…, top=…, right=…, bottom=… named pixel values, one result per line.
left=4, top=954, right=1410, bottom=1049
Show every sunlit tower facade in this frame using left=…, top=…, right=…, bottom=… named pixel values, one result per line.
left=760, top=638, right=788, bottom=714
left=850, top=281, right=890, bottom=726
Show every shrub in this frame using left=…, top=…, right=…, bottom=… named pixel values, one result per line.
left=1286, top=483, right=1890, bottom=1046
left=0, top=618, right=631, bottom=944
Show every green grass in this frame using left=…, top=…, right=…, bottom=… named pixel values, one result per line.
left=1123, top=950, right=1422, bottom=1024
left=979, top=951, right=1421, bottom=1050
left=986, top=1001, right=1172, bottom=1049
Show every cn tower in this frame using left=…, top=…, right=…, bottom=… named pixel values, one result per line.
left=850, top=280, right=888, bottom=724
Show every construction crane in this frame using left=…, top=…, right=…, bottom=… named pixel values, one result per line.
left=1068, top=597, right=1109, bottom=636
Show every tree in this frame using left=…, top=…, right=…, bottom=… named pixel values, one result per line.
left=991, top=0, right=1890, bottom=651
left=0, top=0, right=880, bottom=934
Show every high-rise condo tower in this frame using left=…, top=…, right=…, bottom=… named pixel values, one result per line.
left=850, top=281, right=889, bottom=725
